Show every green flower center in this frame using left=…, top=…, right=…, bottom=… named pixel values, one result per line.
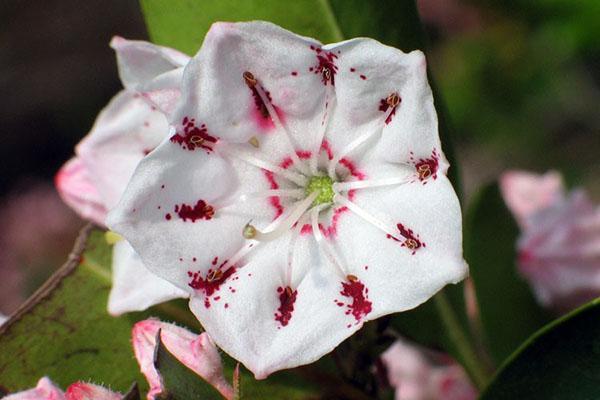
left=305, top=175, right=335, bottom=205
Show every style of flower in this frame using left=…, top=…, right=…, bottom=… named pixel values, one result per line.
left=381, top=339, right=477, bottom=400
left=501, top=170, right=600, bottom=311
left=55, top=37, right=190, bottom=315
left=132, top=319, right=233, bottom=400
left=2, top=377, right=120, bottom=400
left=108, top=21, right=467, bottom=378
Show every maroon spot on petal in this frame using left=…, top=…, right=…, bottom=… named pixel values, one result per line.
left=410, top=149, right=440, bottom=183
left=174, top=199, right=215, bottom=222
left=291, top=71, right=298, bottom=76
left=364, top=265, right=369, bottom=270
left=338, top=275, right=372, bottom=323
left=350, top=67, right=356, bottom=72
left=275, top=286, right=297, bottom=327
left=157, top=206, right=161, bottom=210
left=192, top=257, right=197, bottom=262
left=387, top=223, right=426, bottom=254
left=360, top=74, right=367, bottom=80
left=311, top=46, right=339, bottom=86
left=165, top=213, right=172, bottom=220
left=379, top=93, right=401, bottom=124
left=188, top=261, right=237, bottom=308
left=170, top=117, right=218, bottom=152
left=224, top=303, right=229, bottom=309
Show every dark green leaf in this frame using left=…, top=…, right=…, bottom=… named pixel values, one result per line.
left=465, top=183, right=550, bottom=364
left=480, top=297, right=600, bottom=399
left=0, top=226, right=147, bottom=392
left=139, top=0, right=344, bottom=55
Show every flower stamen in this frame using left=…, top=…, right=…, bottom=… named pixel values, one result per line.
left=311, top=205, right=348, bottom=278
left=333, top=194, right=398, bottom=239
left=244, top=191, right=319, bottom=242
left=244, top=71, right=309, bottom=175
left=333, top=176, right=411, bottom=192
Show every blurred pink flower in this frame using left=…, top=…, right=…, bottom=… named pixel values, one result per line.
left=381, top=339, right=476, bottom=400
left=501, top=170, right=600, bottom=311
left=0, top=182, right=81, bottom=315
left=2, top=377, right=65, bottom=400
left=64, top=382, right=121, bottom=400
left=132, top=318, right=233, bottom=400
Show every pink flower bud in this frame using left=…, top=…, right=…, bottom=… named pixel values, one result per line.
left=2, top=377, right=65, bottom=400
left=132, top=319, right=233, bottom=399
left=65, top=382, right=120, bottom=400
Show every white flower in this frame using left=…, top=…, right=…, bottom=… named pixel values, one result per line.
left=108, top=21, right=467, bottom=378
left=55, top=37, right=191, bottom=315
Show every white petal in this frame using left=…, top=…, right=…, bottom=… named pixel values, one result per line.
left=173, top=21, right=329, bottom=155
left=76, top=90, right=169, bottom=211
left=110, top=36, right=189, bottom=90
left=108, top=240, right=187, bottom=316
left=107, top=138, right=257, bottom=292
left=323, top=39, right=438, bottom=163
left=55, top=157, right=107, bottom=226
left=189, top=231, right=366, bottom=379
left=333, top=175, right=467, bottom=317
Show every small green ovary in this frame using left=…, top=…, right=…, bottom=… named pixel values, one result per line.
left=305, top=175, right=335, bottom=205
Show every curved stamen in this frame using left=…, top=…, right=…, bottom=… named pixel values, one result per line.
left=326, top=95, right=397, bottom=178
left=245, top=191, right=319, bottom=242
left=310, top=205, right=348, bottom=278
left=248, top=73, right=310, bottom=175
left=310, top=85, right=336, bottom=175
left=223, top=146, right=307, bottom=186
left=333, top=176, right=411, bottom=192
left=285, top=220, right=302, bottom=287
left=218, top=189, right=305, bottom=210
left=333, top=194, right=398, bottom=239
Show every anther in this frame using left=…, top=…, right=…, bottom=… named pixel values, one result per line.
left=243, top=223, right=257, bottom=239
left=243, top=71, right=257, bottom=87
left=322, top=67, right=331, bottom=82
left=404, top=238, right=419, bottom=250
left=285, top=287, right=293, bottom=297
left=190, top=135, right=204, bottom=145
left=347, top=274, right=358, bottom=282
left=417, top=164, right=431, bottom=179
left=204, top=205, right=215, bottom=219
left=386, top=93, right=400, bottom=108
left=248, top=136, right=260, bottom=148
left=207, top=269, right=223, bottom=282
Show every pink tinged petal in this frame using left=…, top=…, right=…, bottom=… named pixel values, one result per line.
left=55, top=157, right=107, bottom=226
left=65, top=383, right=120, bottom=400
left=172, top=21, right=328, bottom=151
left=500, top=170, right=565, bottom=229
left=108, top=240, right=188, bottom=316
left=132, top=319, right=233, bottom=400
left=2, top=377, right=65, bottom=400
left=517, top=189, right=600, bottom=311
left=76, top=90, right=169, bottom=212
left=110, top=36, right=189, bottom=90
left=381, top=341, right=431, bottom=400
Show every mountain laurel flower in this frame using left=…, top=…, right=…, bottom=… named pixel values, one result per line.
left=108, top=21, right=467, bottom=377
left=501, top=170, right=600, bottom=311
left=381, top=339, right=476, bottom=400
left=2, top=378, right=121, bottom=400
left=132, top=319, right=233, bottom=400
left=55, top=37, right=191, bottom=315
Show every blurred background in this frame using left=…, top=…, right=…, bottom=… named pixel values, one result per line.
left=0, top=0, right=598, bottom=316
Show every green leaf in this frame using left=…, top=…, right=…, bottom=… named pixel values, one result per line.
left=139, top=0, right=344, bottom=55
left=465, top=182, right=550, bottom=364
left=480, top=297, right=600, bottom=399
left=0, top=226, right=148, bottom=392
left=154, top=332, right=224, bottom=400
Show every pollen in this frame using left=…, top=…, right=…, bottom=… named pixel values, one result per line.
left=243, top=71, right=257, bottom=87
left=243, top=223, right=257, bottom=239
left=417, top=164, right=431, bottom=180
left=305, top=175, right=335, bottom=205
